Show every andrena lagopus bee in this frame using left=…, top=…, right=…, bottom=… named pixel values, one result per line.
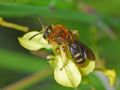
left=42, top=24, right=95, bottom=64
left=30, top=24, right=95, bottom=64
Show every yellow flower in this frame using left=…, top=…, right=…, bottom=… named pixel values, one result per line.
left=18, top=31, right=51, bottom=50
left=18, top=31, right=95, bottom=88
left=104, top=69, right=116, bottom=86
left=48, top=46, right=95, bottom=87
left=78, top=60, right=95, bottom=76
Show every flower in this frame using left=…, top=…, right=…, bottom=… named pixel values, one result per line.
left=18, top=31, right=95, bottom=88
left=48, top=46, right=81, bottom=87
left=48, top=46, right=95, bottom=87
left=104, top=69, right=116, bottom=86
left=18, top=31, right=51, bottom=50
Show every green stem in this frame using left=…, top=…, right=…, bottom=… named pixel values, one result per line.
left=3, top=68, right=51, bottom=90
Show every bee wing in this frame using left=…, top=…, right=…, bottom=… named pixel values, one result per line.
left=76, top=41, right=95, bottom=60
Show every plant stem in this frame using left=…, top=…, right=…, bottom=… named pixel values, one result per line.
left=3, top=68, right=51, bottom=90
left=0, top=17, right=29, bottom=32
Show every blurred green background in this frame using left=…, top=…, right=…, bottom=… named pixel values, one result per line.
left=0, top=0, right=120, bottom=90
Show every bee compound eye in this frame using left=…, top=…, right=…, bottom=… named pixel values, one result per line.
left=43, top=34, right=46, bottom=39
left=43, top=25, right=52, bottom=39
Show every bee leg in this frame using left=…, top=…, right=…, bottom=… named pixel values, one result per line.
left=47, top=55, right=56, bottom=69
left=71, top=30, right=78, bottom=36
left=47, top=55, right=55, bottom=60
left=60, top=59, right=69, bottom=71
left=60, top=45, right=69, bottom=71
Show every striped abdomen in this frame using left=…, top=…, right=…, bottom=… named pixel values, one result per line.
left=68, top=41, right=95, bottom=64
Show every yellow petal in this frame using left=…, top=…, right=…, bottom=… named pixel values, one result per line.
left=79, top=60, right=95, bottom=76
left=18, top=31, right=51, bottom=50
left=54, top=55, right=81, bottom=87
left=104, top=69, right=116, bottom=86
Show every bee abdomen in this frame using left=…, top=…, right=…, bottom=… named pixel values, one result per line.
left=69, top=43, right=85, bottom=64
left=73, top=52, right=85, bottom=63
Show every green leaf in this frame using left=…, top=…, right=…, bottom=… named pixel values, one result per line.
left=0, top=0, right=15, bottom=3
left=0, top=2, right=95, bottom=23
left=85, top=0, right=120, bottom=15
left=0, top=0, right=34, bottom=3
left=87, top=73, right=106, bottom=90
left=0, top=48, right=49, bottom=73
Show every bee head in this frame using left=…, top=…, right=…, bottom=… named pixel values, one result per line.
left=43, top=25, right=52, bottom=39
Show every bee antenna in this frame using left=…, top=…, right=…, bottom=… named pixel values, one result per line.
left=29, top=17, right=45, bottom=41
left=29, top=32, right=41, bottom=41
left=37, top=16, right=45, bottom=30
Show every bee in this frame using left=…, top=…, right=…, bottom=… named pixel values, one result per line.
left=42, top=24, right=95, bottom=64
